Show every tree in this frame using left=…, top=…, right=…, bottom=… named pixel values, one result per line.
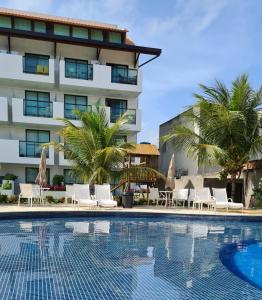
left=51, top=107, right=163, bottom=186
left=162, top=74, right=262, bottom=200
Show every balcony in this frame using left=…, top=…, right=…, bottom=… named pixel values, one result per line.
left=0, top=52, right=55, bottom=88
left=0, top=97, right=8, bottom=122
left=0, top=139, right=54, bottom=165
left=12, top=98, right=62, bottom=127
left=59, top=61, right=142, bottom=97
left=108, top=107, right=141, bottom=132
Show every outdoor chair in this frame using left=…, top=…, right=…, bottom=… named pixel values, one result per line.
left=212, top=188, right=244, bottom=211
left=148, top=187, right=162, bottom=205
left=18, top=184, right=34, bottom=206
left=74, top=184, right=97, bottom=207
left=192, top=188, right=214, bottom=210
left=95, top=184, right=117, bottom=208
left=173, top=189, right=189, bottom=207
left=65, top=185, right=75, bottom=205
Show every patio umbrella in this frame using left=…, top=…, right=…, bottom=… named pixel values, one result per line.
left=35, top=146, right=47, bottom=187
left=165, top=153, right=175, bottom=190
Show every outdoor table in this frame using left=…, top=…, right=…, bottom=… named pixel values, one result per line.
left=38, top=187, right=50, bottom=205
left=158, top=191, right=173, bottom=207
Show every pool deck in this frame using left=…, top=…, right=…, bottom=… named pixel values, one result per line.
left=0, top=205, right=262, bottom=220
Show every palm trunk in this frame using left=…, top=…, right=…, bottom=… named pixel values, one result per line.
left=231, top=174, right=237, bottom=201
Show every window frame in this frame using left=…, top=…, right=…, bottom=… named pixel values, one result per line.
left=64, top=58, right=93, bottom=80
left=25, top=167, right=50, bottom=184
left=64, top=94, right=88, bottom=120
left=23, top=53, right=50, bottom=75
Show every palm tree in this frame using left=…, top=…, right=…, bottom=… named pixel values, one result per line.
left=51, top=107, right=163, bottom=186
left=162, top=74, right=262, bottom=200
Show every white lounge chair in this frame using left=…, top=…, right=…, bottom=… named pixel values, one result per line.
left=18, top=184, right=34, bottom=206
left=173, top=189, right=188, bottom=207
left=148, top=187, right=162, bottom=205
left=95, top=184, right=117, bottom=208
left=65, top=185, right=75, bottom=205
left=193, top=188, right=214, bottom=210
left=212, top=188, right=243, bottom=211
left=74, top=184, right=97, bottom=207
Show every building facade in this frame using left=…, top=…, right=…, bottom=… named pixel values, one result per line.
left=0, top=8, right=161, bottom=186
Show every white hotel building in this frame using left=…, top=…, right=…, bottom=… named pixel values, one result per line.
left=0, top=8, right=161, bottom=186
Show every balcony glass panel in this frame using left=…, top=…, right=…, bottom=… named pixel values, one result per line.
left=14, top=18, right=31, bottom=31
left=109, top=32, right=122, bottom=44
left=24, top=91, right=52, bottom=117
left=111, top=65, right=137, bottom=85
left=23, top=54, right=49, bottom=75
left=72, top=27, right=88, bottom=39
left=65, top=59, right=93, bottom=80
left=0, top=16, right=11, bottom=28
left=19, top=141, right=49, bottom=158
left=90, top=29, right=103, bottom=41
left=54, top=24, right=70, bottom=36
left=34, top=21, right=46, bottom=33
left=110, top=108, right=136, bottom=124
left=64, top=95, right=91, bottom=119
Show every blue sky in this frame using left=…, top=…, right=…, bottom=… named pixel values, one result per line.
left=1, top=0, right=262, bottom=145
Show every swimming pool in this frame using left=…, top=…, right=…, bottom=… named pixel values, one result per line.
left=0, top=215, right=261, bottom=299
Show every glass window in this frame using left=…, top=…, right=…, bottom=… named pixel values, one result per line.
left=64, top=169, right=75, bottom=185
left=113, top=135, right=127, bottom=145
left=65, top=58, right=93, bottom=80
left=34, top=21, right=46, bottom=33
left=106, top=98, right=127, bottom=123
left=54, top=24, right=70, bottom=36
left=109, top=32, right=122, bottom=44
left=0, top=16, right=11, bottom=28
left=72, top=27, right=88, bottom=39
left=26, top=168, right=50, bottom=184
left=24, top=54, right=49, bottom=75
left=24, top=91, right=52, bottom=118
left=14, top=18, right=31, bottom=31
left=90, top=29, right=103, bottom=41
left=108, top=63, right=137, bottom=85
left=64, top=94, right=88, bottom=119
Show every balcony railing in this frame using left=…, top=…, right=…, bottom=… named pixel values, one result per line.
left=23, top=99, right=53, bottom=118
left=110, top=108, right=136, bottom=124
left=65, top=64, right=93, bottom=80
left=19, top=141, right=49, bottom=158
left=111, top=66, right=137, bottom=85
left=64, top=104, right=92, bottom=120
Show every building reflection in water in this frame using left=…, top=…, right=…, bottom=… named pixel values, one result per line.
left=0, top=218, right=259, bottom=299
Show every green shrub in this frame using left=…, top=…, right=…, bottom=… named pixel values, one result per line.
left=4, top=173, right=18, bottom=181
left=134, top=198, right=148, bottom=206
left=8, top=195, right=18, bottom=204
left=0, top=194, right=8, bottom=203
left=52, top=175, right=64, bottom=186
left=2, top=181, right=12, bottom=190
left=46, top=195, right=54, bottom=203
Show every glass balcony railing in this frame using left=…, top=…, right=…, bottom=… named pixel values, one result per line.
left=111, top=66, right=137, bottom=85
left=23, top=99, right=53, bottom=118
left=110, top=108, right=136, bottom=124
left=19, top=141, right=49, bottom=158
left=64, top=104, right=92, bottom=120
left=65, top=64, right=93, bottom=80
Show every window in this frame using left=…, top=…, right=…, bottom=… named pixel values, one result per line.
left=64, top=94, right=88, bottom=119
left=106, top=99, right=127, bottom=123
left=64, top=169, right=75, bottom=185
left=19, top=130, right=50, bottom=158
left=72, top=27, right=88, bottom=39
left=90, top=29, right=103, bottom=41
left=14, top=18, right=31, bottom=31
left=113, top=135, right=127, bottom=145
left=54, top=24, right=70, bottom=36
left=23, top=54, right=49, bottom=75
left=65, top=58, right=93, bottom=80
left=108, top=63, right=137, bottom=85
left=0, top=16, right=11, bottom=28
left=26, top=168, right=50, bottom=184
left=109, top=32, right=122, bottom=44
left=24, top=91, right=52, bottom=117
left=34, top=21, right=46, bottom=33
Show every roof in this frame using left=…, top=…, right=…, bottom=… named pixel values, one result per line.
left=0, top=7, right=127, bottom=32
left=128, top=144, right=160, bottom=156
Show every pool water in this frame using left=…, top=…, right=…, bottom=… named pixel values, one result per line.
left=0, top=216, right=261, bottom=299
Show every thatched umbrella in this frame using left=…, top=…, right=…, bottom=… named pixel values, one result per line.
left=35, top=146, right=47, bottom=187
left=165, top=153, right=175, bottom=190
